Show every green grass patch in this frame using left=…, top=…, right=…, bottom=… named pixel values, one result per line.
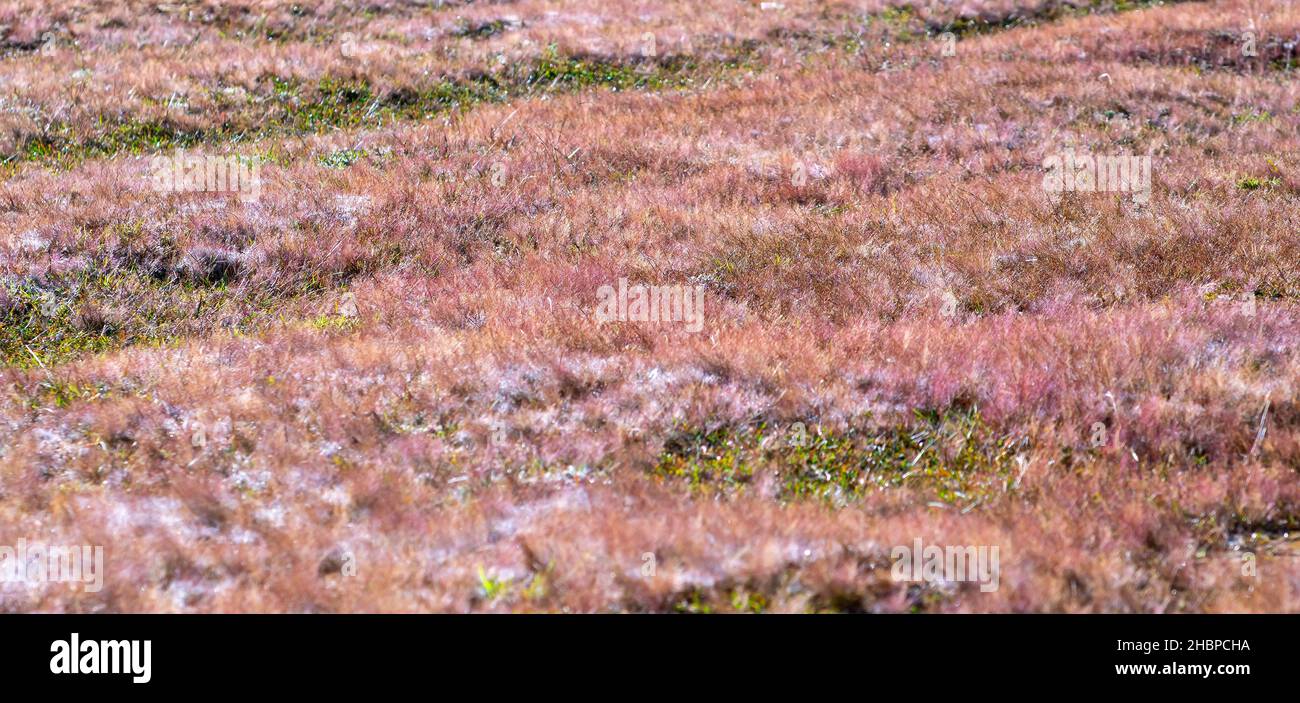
left=318, top=147, right=367, bottom=169
left=1236, top=176, right=1281, bottom=191
left=1, top=254, right=291, bottom=369
left=653, top=409, right=1024, bottom=506
left=307, top=313, right=359, bottom=332
left=8, top=50, right=709, bottom=168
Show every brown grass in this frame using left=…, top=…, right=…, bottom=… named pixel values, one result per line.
left=0, top=0, right=1297, bottom=612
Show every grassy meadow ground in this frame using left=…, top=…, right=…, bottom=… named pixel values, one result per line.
left=0, top=0, right=1297, bottom=612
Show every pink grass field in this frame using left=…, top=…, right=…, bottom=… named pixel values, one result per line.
left=0, top=0, right=1297, bottom=612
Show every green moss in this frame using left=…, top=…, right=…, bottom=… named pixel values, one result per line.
left=730, top=589, right=768, bottom=613
left=307, top=313, right=359, bottom=332
left=32, top=379, right=114, bottom=409
left=0, top=251, right=291, bottom=369
left=476, top=566, right=512, bottom=601
left=529, top=52, right=664, bottom=91
left=1236, top=176, right=1280, bottom=190
left=653, top=409, right=1024, bottom=506
left=1231, top=110, right=1272, bottom=124
left=11, top=51, right=707, bottom=168
left=877, top=5, right=917, bottom=27
left=1, top=280, right=121, bottom=368
left=318, top=147, right=366, bottom=169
